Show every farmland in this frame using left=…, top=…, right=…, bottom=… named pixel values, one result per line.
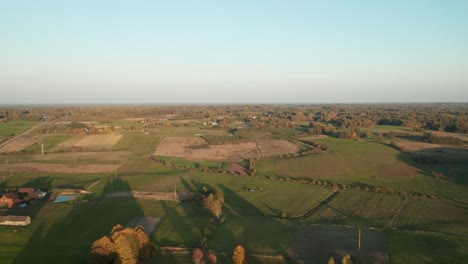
left=0, top=104, right=467, bottom=264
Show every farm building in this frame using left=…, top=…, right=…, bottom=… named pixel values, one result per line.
left=18, top=188, right=35, bottom=195
left=0, top=193, right=22, bottom=208
left=0, top=215, right=31, bottom=226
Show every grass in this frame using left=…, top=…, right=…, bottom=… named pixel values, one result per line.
left=305, top=191, right=404, bottom=227
left=395, top=198, right=468, bottom=236
left=112, top=132, right=160, bottom=154
left=0, top=121, right=41, bottom=137
left=23, top=134, right=74, bottom=153
left=257, top=138, right=418, bottom=182
left=386, top=230, right=468, bottom=264
left=153, top=155, right=227, bottom=171
left=0, top=127, right=467, bottom=263
left=256, top=138, right=468, bottom=199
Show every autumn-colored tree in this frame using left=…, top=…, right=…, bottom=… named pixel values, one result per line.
left=88, top=225, right=155, bottom=264
left=202, top=190, right=224, bottom=219
left=328, top=256, right=335, bottom=264
left=114, top=228, right=140, bottom=264
left=232, top=245, right=246, bottom=264
left=342, top=254, right=353, bottom=264
left=205, top=251, right=217, bottom=264
left=192, top=248, right=205, bottom=264
left=135, top=226, right=153, bottom=260
left=88, top=236, right=116, bottom=264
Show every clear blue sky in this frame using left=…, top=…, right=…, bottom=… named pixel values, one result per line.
left=1, top=0, right=467, bottom=104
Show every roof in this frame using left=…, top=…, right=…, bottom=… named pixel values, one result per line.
left=18, top=188, right=35, bottom=194
left=0, top=215, right=30, bottom=222
left=2, top=193, right=19, bottom=200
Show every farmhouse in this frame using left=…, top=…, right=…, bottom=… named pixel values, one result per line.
left=18, top=188, right=35, bottom=195
left=0, top=215, right=31, bottom=226
left=0, top=193, right=22, bottom=208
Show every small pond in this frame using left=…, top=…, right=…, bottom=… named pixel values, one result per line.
left=54, top=195, right=78, bottom=203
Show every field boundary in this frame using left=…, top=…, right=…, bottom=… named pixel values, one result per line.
left=0, top=121, right=47, bottom=149
left=106, top=191, right=198, bottom=202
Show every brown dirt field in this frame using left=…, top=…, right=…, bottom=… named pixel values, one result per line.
left=0, top=135, right=47, bottom=153
left=53, top=133, right=123, bottom=151
left=290, top=226, right=387, bottom=264
left=393, top=141, right=466, bottom=152
left=256, top=139, right=299, bottom=157
left=0, top=163, right=120, bottom=173
left=154, top=137, right=260, bottom=161
left=154, top=137, right=299, bottom=161
left=227, top=162, right=249, bottom=175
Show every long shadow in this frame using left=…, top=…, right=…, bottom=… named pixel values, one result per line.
left=12, top=178, right=147, bottom=264
left=397, top=147, right=468, bottom=186
left=212, top=184, right=294, bottom=257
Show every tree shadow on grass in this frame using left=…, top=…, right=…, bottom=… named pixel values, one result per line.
left=12, top=178, right=147, bottom=264
left=397, top=147, right=468, bottom=186
left=211, top=184, right=295, bottom=258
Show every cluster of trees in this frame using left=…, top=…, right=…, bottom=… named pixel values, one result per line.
left=192, top=248, right=218, bottom=264
left=191, top=244, right=246, bottom=264
left=328, top=254, right=356, bottom=264
left=88, top=225, right=155, bottom=264
left=201, top=188, right=225, bottom=221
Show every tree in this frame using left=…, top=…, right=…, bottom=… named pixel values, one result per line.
left=205, top=251, right=217, bottom=264
left=202, top=190, right=225, bottom=220
left=342, top=255, right=353, bottom=264
left=89, top=225, right=155, bottom=264
left=232, top=245, right=246, bottom=264
left=328, top=256, right=336, bottom=264
left=192, top=248, right=205, bottom=264
left=88, top=236, right=116, bottom=264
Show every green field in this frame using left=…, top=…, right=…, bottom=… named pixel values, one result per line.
left=306, top=191, right=404, bottom=226
left=0, top=121, right=467, bottom=263
left=386, top=230, right=468, bottom=264
left=0, top=121, right=41, bottom=137
left=112, top=132, right=160, bottom=154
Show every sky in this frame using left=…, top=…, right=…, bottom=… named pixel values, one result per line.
left=1, top=0, right=468, bottom=104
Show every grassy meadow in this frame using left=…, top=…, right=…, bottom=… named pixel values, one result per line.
left=0, top=122, right=467, bottom=263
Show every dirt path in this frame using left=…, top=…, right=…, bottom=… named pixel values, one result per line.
left=0, top=121, right=47, bottom=149
left=388, top=197, right=408, bottom=228
left=254, top=140, right=263, bottom=157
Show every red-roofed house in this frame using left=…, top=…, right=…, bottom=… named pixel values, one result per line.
left=0, top=193, right=22, bottom=208
left=18, top=188, right=35, bottom=195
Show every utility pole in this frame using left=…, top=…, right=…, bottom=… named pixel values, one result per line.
left=358, top=228, right=361, bottom=250
left=41, top=142, right=44, bottom=155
